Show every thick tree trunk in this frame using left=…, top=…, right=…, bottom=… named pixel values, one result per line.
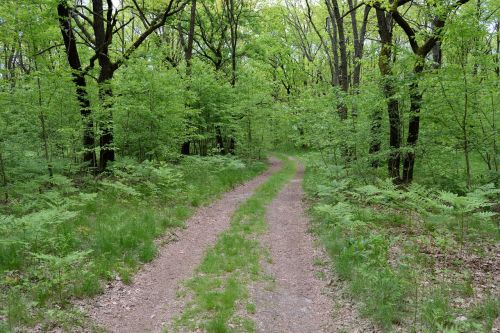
left=432, top=18, right=443, bottom=69
left=97, top=80, right=115, bottom=171
left=374, top=9, right=401, bottom=179
left=432, top=42, right=442, bottom=68
left=57, top=2, right=96, bottom=169
left=385, top=0, right=471, bottom=183
left=387, top=96, right=401, bottom=179
left=401, top=62, right=424, bottom=183
left=93, top=0, right=116, bottom=171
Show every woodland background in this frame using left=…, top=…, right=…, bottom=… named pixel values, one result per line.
left=0, top=0, right=498, bottom=331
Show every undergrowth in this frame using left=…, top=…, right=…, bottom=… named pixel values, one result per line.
left=302, top=152, right=499, bottom=333
left=171, top=156, right=296, bottom=333
left=0, top=156, right=266, bottom=332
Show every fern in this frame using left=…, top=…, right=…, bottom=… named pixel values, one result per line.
left=101, top=181, right=142, bottom=198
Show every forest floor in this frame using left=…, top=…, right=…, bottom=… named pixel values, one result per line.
left=82, top=157, right=367, bottom=332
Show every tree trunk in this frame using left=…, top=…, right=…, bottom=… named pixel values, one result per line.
left=180, top=0, right=197, bottom=155
left=186, top=0, right=197, bottom=71
left=385, top=0, right=471, bottom=183
left=305, top=0, right=336, bottom=87
left=326, top=17, right=340, bottom=86
left=225, top=0, right=239, bottom=86
left=57, top=2, right=96, bottom=169
left=181, top=141, right=190, bottom=155
left=348, top=2, right=370, bottom=96
left=34, top=58, right=53, bottom=178
left=327, top=0, right=348, bottom=119
left=215, top=126, right=225, bottom=153
left=93, top=0, right=116, bottom=171
left=228, top=137, right=236, bottom=154
left=374, top=9, right=401, bottom=179
left=0, top=150, right=7, bottom=187
left=97, top=81, right=115, bottom=172
left=401, top=61, right=424, bottom=183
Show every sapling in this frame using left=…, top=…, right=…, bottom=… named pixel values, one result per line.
left=31, top=251, right=91, bottom=303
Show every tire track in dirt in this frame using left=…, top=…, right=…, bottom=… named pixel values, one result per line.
left=248, top=161, right=375, bottom=333
left=84, top=158, right=282, bottom=333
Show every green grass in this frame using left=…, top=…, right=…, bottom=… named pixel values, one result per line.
left=0, top=156, right=266, bottom=332
left=301, top=152, right=499, bottom=332
left=172, top=156, right=296, bottom=333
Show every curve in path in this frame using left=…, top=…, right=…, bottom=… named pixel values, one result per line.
left=249, top=162, right=335, bottom=333
left=85, top=158, right=282, bottom=333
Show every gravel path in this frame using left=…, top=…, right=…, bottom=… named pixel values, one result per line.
left=84, top=158, right=282, bottom=333
left=248, top=163, right=334, bottom=333
left=249, top=161, right=375, bottom=333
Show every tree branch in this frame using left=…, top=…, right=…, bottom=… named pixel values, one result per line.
left=113, top=0, right=190, bottom=70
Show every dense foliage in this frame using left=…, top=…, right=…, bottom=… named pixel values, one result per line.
left=304, top=153, right=498, bottom=331
left=0, top=0, right=498, bottom=331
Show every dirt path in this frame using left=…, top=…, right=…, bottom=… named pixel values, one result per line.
left=248, top=162, right=373, bottom=333
left=84, top=159, right=282, bottom=333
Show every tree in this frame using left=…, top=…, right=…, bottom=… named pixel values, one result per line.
left=371, top=8, right=401, bottom=179
left=58, top=0, right=189, bottom=171
left=374, top=0, right=471, bottom=183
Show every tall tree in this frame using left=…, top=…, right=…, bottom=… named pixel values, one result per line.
left=326, top=0, right=348, bottom=119
left=371, top=8, right=401, bottom=179
left=57, top=1, right=96, bottom=169
left=223, top=0, right=244, bottom=86
left=58, top=0, right=189, bottom=171
left=375, top=0, right=471, bottom=183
